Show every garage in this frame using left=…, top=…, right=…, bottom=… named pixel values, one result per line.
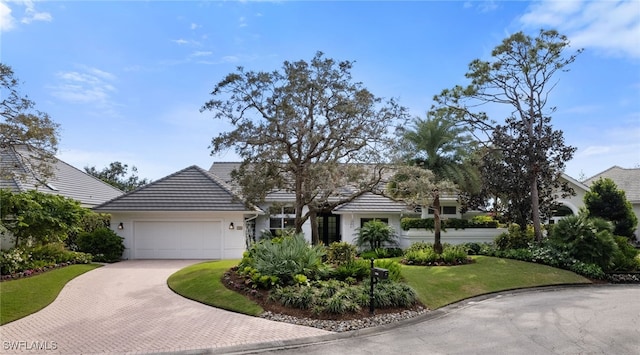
left=93, top=165, right=263, bottom=260
left=133, top=221, right=223, bottom=259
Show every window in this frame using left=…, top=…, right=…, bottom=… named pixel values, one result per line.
left=442, top=206, right=457, bottom=215
left=269, top=205, right=296, bottom=235
left=360, top=218, right=389, bottom=227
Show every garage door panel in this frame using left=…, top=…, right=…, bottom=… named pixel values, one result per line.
left=133, top=221, right=222, bottom=259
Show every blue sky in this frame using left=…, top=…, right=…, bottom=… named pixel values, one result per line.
left=1, top=0, right=639, bottom=181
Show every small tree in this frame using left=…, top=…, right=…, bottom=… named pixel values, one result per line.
left=387, top=165, right=457, bottom=254
left=584, top=178, right=638, bottom=239
left=0, top=189, right=86, bottom=247
left=354, top=220, right=398, bottom=251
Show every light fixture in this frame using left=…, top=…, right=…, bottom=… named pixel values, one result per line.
left=118, top=222, right=124, bottom=230
left=229, top=222, right=235, bottom=230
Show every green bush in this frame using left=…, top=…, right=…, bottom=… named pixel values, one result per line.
left=549, top=215, right=616, bottom=270
left=0, top=244, right=92, bottom=276
left=400, top=217, right=498, bottom=231
left=360, top=247, right=403, bottom=259
left=269, top=279, right=417, bottom=315
left=569, top=262, right=605, bottom=279
left=373, top=259, right=402, bottom=281
left=494, top=224, right=534, bottom=250
left=332, top=259, right=370, bottom=281
left=403, top=242, right=469, bottom=265
left=246, top=233, right=326, bottom=285
left=76, top=227, right=125, bottom=262
left=326, top=242, right=357, bottom=266
left=610, top=236, right=640, bottom=271
left=0, top=247, right=30, bottom=274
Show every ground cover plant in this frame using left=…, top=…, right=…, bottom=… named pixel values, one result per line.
left=0, top=263, right=101, bottom=325
left=1, top=243, right=93, bottom=279
left=402, top=242, right=472, bottom=266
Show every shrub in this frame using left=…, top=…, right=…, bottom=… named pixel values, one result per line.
left=403, top=242, right=469, bottom=265
left=569, top=262, right=605, bottom=279
left=332, top=259, right=370, bottom=281
left=360, top=247, right=403, bottom=259
left=610, top=236, right=640, bottom=272
left=494, top=224, right=534, bottom=250
left=373, top=259, right=402, bottom=281
left=400, top=217, right=498, bottom=231
left=549, top=215, right=616, bottom=270
left=76, top=227, right=125, bottom=262
left=249, top=233, right=326, bottom=285
left=0, top=247, right=30, bottom=275
left=461, top=242, right=482, bottom=255
left=326, top=242, right=357, bottom=266
left=354, top=220, right=399, bottom=250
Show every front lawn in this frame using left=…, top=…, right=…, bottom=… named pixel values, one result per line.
left=0, top=263, right=102, bottom=325
left=168, top=256, right=591, bottom=316
left=167, top=259, right=264, bottom=316
left=403, top=255, right=591, bottom=309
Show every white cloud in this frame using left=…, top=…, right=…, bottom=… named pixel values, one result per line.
left=190, top=51, right=212, bottom=57
left=239, top=16, right=247, bottom=27
left=48, top=66, right=120, bottom=116
left=520, top=0, right=640, bottom=59
left=0, top=1, right=15, bottom=31
left=190, top=22, right=200, bottom=30
left=0, top=0, right=52, bottom=31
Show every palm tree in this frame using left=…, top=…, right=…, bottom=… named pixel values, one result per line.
left=397, top=111, right=481, bottom=253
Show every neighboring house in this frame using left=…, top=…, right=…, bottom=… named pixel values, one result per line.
left=0, top=144, right=123, bottom=208
left=582, top=166, right=640, bottom=237
left=94, top=165, right=263, bottom=260
left=0, top=145, right=124, bottom=249
left=549, top=173, right=591, bottom=224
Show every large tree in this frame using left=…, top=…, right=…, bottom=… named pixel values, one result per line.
left=1, top=63, right=60, bottom=181
left=85, top=161, right=150, bottom=192
left=433, top=29, right=580, bottom=241
left=201, top=52, right=407, bottom=244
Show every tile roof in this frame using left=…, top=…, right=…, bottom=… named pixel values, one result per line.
left=583, top=166, right=640, bottom=203
left=333, top=192, right=410, bottom=213
left=94, top=165, right=261, bottom=212
left=0, top=145, right=123, bottom=207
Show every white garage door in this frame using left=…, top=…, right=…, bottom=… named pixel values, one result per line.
left=133, top=221, right=222, bottom=259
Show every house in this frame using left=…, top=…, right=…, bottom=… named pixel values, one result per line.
left=0, top=145, right=124, bottom=249
left=0, top=144, right=123, bottom=208
left=93, top=165, right=262, bottom=260
left=582, top=166, right=640, bottom=237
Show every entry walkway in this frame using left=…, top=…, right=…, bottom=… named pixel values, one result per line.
left=0, top=260, right=331, bottom=354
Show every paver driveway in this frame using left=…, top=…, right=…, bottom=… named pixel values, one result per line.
left=0, top=260, right=331, bottom=354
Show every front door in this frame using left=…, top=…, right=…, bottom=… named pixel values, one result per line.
left=317, top=213, right=341, bottom=245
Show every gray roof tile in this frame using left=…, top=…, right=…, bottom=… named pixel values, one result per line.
left=583, top=166, right=640, bottom=203
left=94, top=165, right=261, bottom=212
left=1, top=145, right=123, bottom=207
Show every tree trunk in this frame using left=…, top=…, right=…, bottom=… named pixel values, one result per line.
left=309, top=209, right=320, bottom=245
left=531, top=177, right=543, bottom=242
left=433, top=192, right=443, bottom=254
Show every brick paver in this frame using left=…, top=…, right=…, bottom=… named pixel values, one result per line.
left=0, top=260, right=331, bottom=354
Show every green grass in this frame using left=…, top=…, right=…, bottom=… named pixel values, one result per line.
left=0, top=263, right=102, bottom=325
left=402, top=256, right=591, bottom=309
left=167, top=260, right=264, bottom=316
left=168, top=256, right=591, bottom=315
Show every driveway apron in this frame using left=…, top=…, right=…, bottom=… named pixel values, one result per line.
left=0, top=260, right=331, bottom=354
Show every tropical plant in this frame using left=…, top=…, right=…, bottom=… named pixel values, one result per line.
left=248, top=234, right=326, bottom=285
left=354, top=219, right=399, bottom=250
left=326, top=241, right=357, bottom=266
left=548, top=214, right=617, bottom=270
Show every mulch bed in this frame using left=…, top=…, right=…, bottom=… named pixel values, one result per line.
left=222, top=267, right=425, bottom=321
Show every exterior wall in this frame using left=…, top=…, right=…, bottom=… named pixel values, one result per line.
left=338, top=213, right=404, bottom=246
left=109, top=211, right=248, bottom=259
left=399, top=228, right=507, bottom=248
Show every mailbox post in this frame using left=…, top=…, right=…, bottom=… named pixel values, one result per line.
left=369, top=258, right=389, bottom=315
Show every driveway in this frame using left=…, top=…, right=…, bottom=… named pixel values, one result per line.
left=247, top=285, right=640, bottom=355
left=0, top=260, right=331, bottom=354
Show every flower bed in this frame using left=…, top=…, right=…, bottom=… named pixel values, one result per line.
left=0, top=260, right=91, bottom=282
